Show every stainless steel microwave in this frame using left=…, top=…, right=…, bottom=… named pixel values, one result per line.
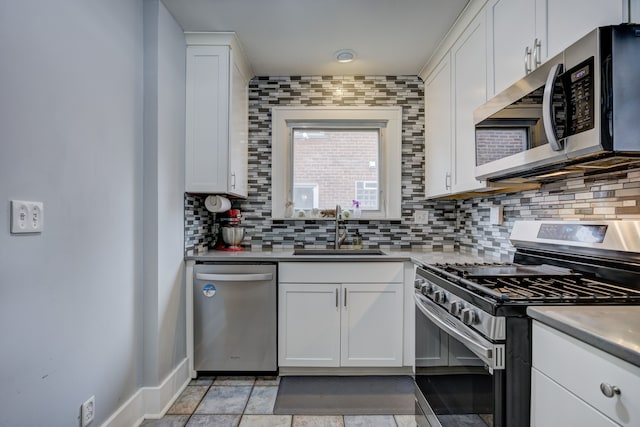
left=474, top=24, right=640, bottom=182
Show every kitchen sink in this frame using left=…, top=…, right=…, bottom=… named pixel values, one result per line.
left=293, top=248, right=386, bottom=256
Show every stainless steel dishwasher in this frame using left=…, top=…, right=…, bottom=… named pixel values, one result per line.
left=193, top=263, right=277, bottom=372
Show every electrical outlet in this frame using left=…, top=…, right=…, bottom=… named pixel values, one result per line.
left=10, top=200, right=29, bottom=233
left=10, top=200, right=44, bottom=233
left=414, top=210, right=429, bottom=224
left=30, top=202, right=44, bottom=232
left=81, top=395, right=95, bottom=427
left=490, top=206, right=504, bottom=225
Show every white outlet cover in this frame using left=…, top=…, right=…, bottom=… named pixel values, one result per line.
left=490, top=206, right=503, bottom=225
left=10, top=200, right=29, bottom=233
left=30, top=202, right=44, bottom=232
left=81, top=395, right=95, bottom=427
left=10, top=200, right=44, bottom=234
left=414, top=210, right=429, bottom=224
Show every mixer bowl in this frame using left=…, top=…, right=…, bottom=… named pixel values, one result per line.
left=221, top=226, right=245, bottom=247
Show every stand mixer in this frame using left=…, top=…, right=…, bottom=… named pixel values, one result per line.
left=215, top=209, right=245, bottom=251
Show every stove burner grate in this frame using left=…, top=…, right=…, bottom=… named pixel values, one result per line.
left=477, top=276, right=640, bottom=302
left=429, top=262, right=640, bottom=303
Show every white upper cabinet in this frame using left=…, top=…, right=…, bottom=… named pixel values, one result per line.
left=424, top=5, right=489, bottom=199
left=451, top=12, right=487, bottom=193
left=487, top=0, right=627, bottom=96
left=424, top=54, right=453, bottom=198
left=185, top=33, right=252, bottom=197
left=487, top=0, right=537, bottom=96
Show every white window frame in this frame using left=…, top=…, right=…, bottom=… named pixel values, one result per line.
left=272, top=106, right=402, bottom=219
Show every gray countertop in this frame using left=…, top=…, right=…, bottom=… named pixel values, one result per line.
left=187, top=250, right=640, bottom=366
left=528, top=305, right=640, bottom=367
left=185, top=248, right=498, bottom=267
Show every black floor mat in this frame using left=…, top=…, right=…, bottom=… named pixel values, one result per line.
left=273, top=375, right=415, bottom=415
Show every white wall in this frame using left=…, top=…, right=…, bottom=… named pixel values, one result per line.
left=142, top=0, right=187, bottom=386
left=0, top=0, right=186, bottom=425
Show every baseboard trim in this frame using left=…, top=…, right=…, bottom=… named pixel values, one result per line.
left=101, top=357, right=190, bottom=427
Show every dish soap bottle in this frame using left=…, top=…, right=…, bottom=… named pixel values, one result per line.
left=352, top=231, right=363, bottom=249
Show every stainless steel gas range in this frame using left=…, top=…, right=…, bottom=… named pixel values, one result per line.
left=414, top=221, right=640, bottom=427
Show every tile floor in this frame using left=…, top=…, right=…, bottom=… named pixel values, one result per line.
left=141, top=376, right=417, bottom=427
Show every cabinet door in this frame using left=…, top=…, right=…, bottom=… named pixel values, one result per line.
left=487, top=0, right=536, bottom=96
left=185, top=45, right=230, bottom=193
left=228, top=51, right=249, bottom=198
left=447, top=336, right=485, bottom=367
left=278, top=283, right=340, bottom=367
left=451, top=13, right=487, bottom=193
left=415, top=305, right=449, bottom=367
left=531, top=368, right=618, bottom=427
left=543, top=0, right=625, bottom=60
left=425, top=54, right=452, bottom=198
left=341, top=283, right=403, bottom=367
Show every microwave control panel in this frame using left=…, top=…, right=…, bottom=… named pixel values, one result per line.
left=565, top=57, right=595, bottom=137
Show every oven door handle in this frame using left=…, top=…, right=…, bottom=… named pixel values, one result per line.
left=414, top=294, right=505, bottom=370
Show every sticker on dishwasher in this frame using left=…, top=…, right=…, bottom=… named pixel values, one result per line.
left=203, top=283, right=216, bottom=298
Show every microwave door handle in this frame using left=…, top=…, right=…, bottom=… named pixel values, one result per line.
left=542, top=63, right=564, bottom=151
left=524, top=46, right=532, bottom=74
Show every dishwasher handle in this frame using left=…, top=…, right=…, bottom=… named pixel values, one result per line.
left=195, top=273, right=273, bottom=282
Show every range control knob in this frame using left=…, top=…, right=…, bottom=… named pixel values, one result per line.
left=449, top=301, right=463, bottom=316
left=461, top=308, right=478, bottom=326
left=433, top=290, right=447, bottom=304
left=413, top=278, right=425, bottom=290
left=420, top=283, right=433, bottom=296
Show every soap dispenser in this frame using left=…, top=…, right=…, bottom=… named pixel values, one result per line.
left=352, top=231, right=363, bottom=249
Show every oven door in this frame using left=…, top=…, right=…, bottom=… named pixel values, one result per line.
left=414, top=292, right=506, bottom=427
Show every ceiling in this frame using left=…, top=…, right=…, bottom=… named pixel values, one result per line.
left=162, top=0, right=471, bottom=77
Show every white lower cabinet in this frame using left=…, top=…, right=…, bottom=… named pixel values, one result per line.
left=278, top=283, right=341, bottom=367
left=531, top=321, right=640, bottom=426
left=278, top=262, right=404, bottom=368
left=340, top=283, right=403, bottom=367
left=531, top=368, right=618, bottom=427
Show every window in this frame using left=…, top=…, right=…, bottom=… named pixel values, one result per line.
left=355, top=181, right=379, bottom=209
left=272, top=106, right=402, bottom=219
left=293, top=129, right=380, bottom=212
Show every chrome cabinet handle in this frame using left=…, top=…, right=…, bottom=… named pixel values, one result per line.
left=344, top=288, right=347, bottom=307
left=533, top=38, right=542, bottom=67
left=231, top=172, right=236, bottom=189
left=524, top=45, right=532, bottom=74
left=336, top=288, right=339, bottom=308
left=600, top=382, right=621, bottom=398
left=445, top=172, right=451, bottom=190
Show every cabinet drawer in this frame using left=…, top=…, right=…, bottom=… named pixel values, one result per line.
left=531, top=368, right=618, bottom=427
left=532, top=321, right=640, bottom=425
left=280, top=262, right=403, bottom=283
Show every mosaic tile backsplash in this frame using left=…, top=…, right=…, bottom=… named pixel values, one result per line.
left=237, top=75, right=459, bottom=251
left=184, top=193, right=215, bottom=255
left=184, top=75, right=640, bottom=259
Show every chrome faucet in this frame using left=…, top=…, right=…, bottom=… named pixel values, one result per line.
left=335, top=204, right=347, bottom=249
